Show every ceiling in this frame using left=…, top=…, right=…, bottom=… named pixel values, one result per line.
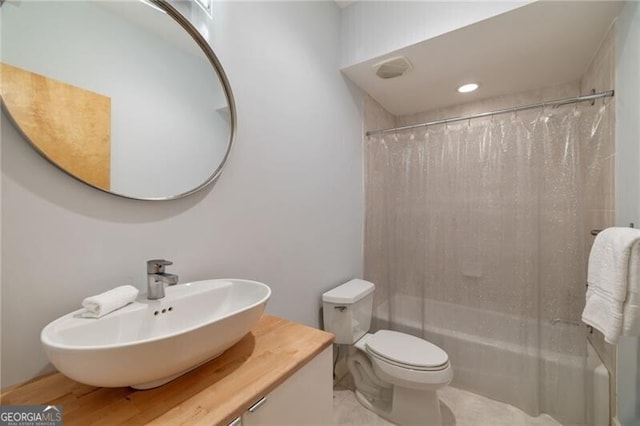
left=341, top=1, right=623, bottom=116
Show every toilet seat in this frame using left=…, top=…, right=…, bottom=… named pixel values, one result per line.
left=365, top=330, right=449, bottom=371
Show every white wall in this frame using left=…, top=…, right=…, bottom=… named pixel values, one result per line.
left=615, top=2, right=640, bottom=424
left=339, top=0, right=531, bottom=68
left=0, top=0, right=364, bottom=387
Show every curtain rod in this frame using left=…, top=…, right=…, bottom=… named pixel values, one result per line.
left=365, top=90, right=615, bottom=137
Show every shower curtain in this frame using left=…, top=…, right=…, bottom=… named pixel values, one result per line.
left=364, top=101, right=613, bottom=424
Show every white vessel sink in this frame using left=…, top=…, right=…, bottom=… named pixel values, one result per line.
left=41, top=279, right=271, bottom=389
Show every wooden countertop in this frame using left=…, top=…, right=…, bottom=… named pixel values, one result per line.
left=1, top=315, right=334, bottom=425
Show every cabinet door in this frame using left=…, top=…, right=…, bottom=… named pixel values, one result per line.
left=242, top=346, right=333, bottom=425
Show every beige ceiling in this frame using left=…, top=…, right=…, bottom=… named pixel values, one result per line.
left=341, top=1, right=623, bottom=116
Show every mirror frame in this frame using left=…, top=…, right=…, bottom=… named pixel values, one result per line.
left=1, top=0, right=236, bottom=201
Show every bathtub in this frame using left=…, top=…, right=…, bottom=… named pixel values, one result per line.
left=374, top=294, right=609, bottom=425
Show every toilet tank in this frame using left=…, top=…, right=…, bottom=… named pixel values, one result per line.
left=322, top=279, right=375, bottom=344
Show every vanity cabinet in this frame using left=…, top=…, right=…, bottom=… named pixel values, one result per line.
left=233, top=346, right=333, bottom=426
left=1, top=315, right=335, bottom=426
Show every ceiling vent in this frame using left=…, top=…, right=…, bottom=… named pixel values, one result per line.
left=373, top=56, right=412, bottom=79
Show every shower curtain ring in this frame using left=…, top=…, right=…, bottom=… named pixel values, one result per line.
left=541, top=102, right=548, bottom=117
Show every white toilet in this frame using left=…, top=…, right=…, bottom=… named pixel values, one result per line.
left=323, top=279, right=452, bottom=426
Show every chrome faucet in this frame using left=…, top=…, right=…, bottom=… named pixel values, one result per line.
left=147, top=259, right=179, bottom=300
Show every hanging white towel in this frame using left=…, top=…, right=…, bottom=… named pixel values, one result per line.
left=622, top=294, right=640, bottom=335
left=581, top=227, right=640, bottom=344
left=81, top=285, right=139, bottom=318
left=622, top=238, right=640, bottom=335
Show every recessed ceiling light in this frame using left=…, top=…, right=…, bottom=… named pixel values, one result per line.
left=458, top=83, right=479, bottom=93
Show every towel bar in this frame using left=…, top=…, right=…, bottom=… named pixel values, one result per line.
left=550, top=318, right=581, bottom=327
left=591, top=223, right=635, bottom=236
left=551, top=318, right=593, bottom=333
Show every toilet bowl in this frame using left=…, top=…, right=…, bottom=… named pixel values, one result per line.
left=322, top=279, right=453, bottom=426
left=362, top=331, right=453, bottom=389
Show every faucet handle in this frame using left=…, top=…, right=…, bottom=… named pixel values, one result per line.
left=147, top=259, right=172, bottom=273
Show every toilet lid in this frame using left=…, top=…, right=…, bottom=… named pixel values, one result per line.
left=365, top=330, right=448, bottom=369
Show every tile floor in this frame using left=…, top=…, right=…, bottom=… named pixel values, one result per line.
left=333, top=385, right=562, bottom=426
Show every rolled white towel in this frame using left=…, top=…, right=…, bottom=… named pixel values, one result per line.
left=81, top=285, right=139, bottom=318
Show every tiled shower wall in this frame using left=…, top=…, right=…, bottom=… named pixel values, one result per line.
left=363, top=95, right=395, bottom=316
left=580, top=22, right=617, bottom=420
left=368, top=79, right=612, bottom=317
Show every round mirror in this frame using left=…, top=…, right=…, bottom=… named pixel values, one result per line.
left=0, top=0, right=235, bottom=200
